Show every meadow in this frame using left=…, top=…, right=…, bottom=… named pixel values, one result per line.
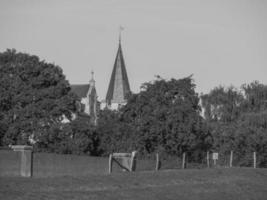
left=1, top=150, right=267, bottom=199
left=1, top=168, right=267, bottom=200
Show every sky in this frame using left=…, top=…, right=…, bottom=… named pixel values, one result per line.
left=0, top=0, right=267, bottom=100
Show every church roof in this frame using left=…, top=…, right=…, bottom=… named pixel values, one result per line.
left=106, top=42, right=131, bottom=104
left=70, top=84, right=90, bottom=98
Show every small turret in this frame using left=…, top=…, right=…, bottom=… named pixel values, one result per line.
left=89, top=70, right=95, bottom=87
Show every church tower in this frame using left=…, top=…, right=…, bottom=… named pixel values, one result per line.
left=104, top=36, right=131, bottom=110
left=86, top=71, right=98, bottom=124
left=71, top=71, right=98, bottom=125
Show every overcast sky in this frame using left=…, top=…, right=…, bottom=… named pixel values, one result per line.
left=1, top=0, right=266, bottom=99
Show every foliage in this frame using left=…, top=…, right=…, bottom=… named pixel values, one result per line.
left=201, top=86, right=243, bottom=123
left=35, top=115, right=99, bottom=155
left=1, top=49, right=266, bottom=162
left=98, top=76, right=212, bottom=156
left=0, top=49, right=78, bottom=148
left=96, top=109, right=136, bottom=155
left=201, top=81, right=267, bottom=166
left=241, top=81, right=267, bottom=113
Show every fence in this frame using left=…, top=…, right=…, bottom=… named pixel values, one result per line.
left=0, top=148, right=21, bottom=176
left=133, top=150, right=267, bottom=171
left=0, top=148, right=109, bottom=177
left=160, top=151, right=267, bottom=169
left=1, top=147, right=266, bottom=177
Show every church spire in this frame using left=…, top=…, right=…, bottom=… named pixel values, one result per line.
left=105, top=30, right=131, bottom=107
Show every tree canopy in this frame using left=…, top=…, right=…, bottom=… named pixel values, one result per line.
left=0, top=49, right=78, bottom=147
left=97, top=76, right=212, bottom=156
left=1, top=49, right=266, bottom=164
left=201, top=81, right=267, bottom=166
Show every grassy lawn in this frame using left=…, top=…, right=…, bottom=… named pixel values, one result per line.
left=1, top=168, right=267, bottom=200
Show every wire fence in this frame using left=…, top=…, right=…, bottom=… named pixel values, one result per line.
left=134, top=150, right=267, bottom=171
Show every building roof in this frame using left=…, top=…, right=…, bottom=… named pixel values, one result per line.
left=70, top=84, right=90, bottom=98
left=106, top=42, right=131, bottom=104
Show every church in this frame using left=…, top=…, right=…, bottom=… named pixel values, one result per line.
left=70, top=37, right=131, bottom=124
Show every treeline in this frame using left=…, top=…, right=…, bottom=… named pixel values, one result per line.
left=201, top=83, right=267, bottom=166
left=0, top=50, right=266, bottom=166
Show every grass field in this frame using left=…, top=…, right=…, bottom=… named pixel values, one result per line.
left=1, top=168, right=267, bottom=200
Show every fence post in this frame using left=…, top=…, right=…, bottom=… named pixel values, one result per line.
left=207, top=151, right=210, bottom=168
left=130, top=151, right=137, bottom=172
left=253, top=152, right=256, bottom=169
left=230, top=151, right=233, bottom=168
left=155, top=153, right=160, bottom=171
left=182, top=152, right=186, bottom=169
left=11, top=145, right=33, bottom=177
left=108, top=154, right=113, bottom=174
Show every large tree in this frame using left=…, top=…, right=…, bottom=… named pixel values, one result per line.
left=200, top=86, right=244, bottom=152
left=201, top=82, right=267, bottom=166
left=98, top=76, right=211, bottom=156
left=0, top=49, right=78, bottom=147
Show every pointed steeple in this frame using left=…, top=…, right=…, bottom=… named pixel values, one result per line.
left=105, top=36, right=131, bottom=106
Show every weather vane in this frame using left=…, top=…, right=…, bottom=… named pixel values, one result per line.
left=91, top=70, right=94, bottom=80
left=119, top=26, right=124, bottom=43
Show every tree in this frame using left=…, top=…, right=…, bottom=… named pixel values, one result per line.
left=96, top=109, right=136, bottom=155
left=97, top=76, right=211, bottom=157
left=120, top=76, right=211, bottom=156
left=0, top=49, right=78, bottom=147
left=201, top=82, right=267, bottom=166
left=37, top=114, right=99, bottom=155
left=201, top=86, right=243, bottom=123
left=200, top=86, right=244, bottom=153
left=241, top=81, right=267, bottom=113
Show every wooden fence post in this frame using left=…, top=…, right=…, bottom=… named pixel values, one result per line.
left=230, top=151, right=233, bottom=168
left=253, top=152, right=256, bottom=169
left=129, top=151, right=137, bottom=172
left=207, top=151, right=210, bottom=168
left=155, top=153, right=160, bottom=171
left=108, top=154, right=113, bottom=174
left=182, top=152, right=186, bottom=169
